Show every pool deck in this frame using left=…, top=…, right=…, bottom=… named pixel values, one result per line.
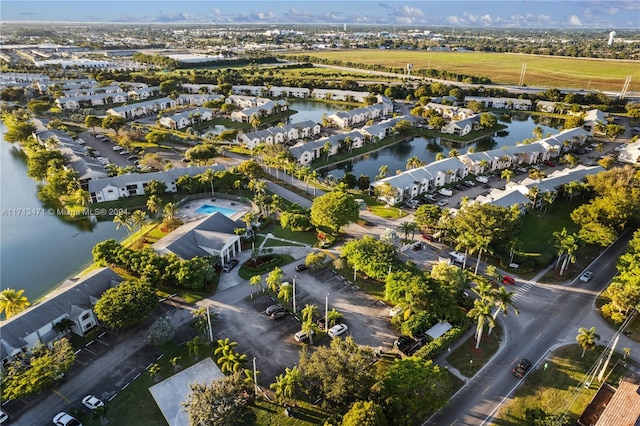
left=178, top=198, right=251, bottom=222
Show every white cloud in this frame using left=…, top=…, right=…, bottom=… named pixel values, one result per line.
left=395, top=5, right=424, bottom=17
left=568, top=14, right=583, bottom=26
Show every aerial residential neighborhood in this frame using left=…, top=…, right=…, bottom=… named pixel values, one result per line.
left=1, top=2, right=640, bottom=426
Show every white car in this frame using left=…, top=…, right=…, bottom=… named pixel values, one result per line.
left=579, top=271, right=594, bottom=282
left=328, top=323, right=348, bottom=338
left=389, top=305, right=404, bottom=318
left=82, top=394, right=104, bottom=410
left=294, top=329, right=316, bottom=342
left=0, top=410, right=8, bottom=424
left=53, top=412, right=82, bottom=426
left=437, top=199, right=449, bottom=207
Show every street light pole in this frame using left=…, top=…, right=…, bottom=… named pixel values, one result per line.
left=325, top=294, right=329, bottom=331
left=293, top=276, right=297, bottom=314
left=253, top=357, right=258, bottom=397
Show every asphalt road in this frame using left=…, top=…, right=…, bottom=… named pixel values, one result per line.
left=425, top=230, right=637, bottom=426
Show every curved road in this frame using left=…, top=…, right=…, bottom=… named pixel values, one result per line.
left=425, top=230, right=639, bottom=425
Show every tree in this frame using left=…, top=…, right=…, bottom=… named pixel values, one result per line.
left=102, top=115, right=126, bottom=135
left=2, top=338, right=75, bottom=400
left=468, top=298, right=495, bottom=349
left=270, top=365, right=303, bottom=406
left=341, top=401, right=386, bottom=426
left=310, top=189, right=359, bottom=233
left=146, top=194, right=162, bottom=218
left=480, top=112, right=498, bottom=128
left=145, top=316, right=176, bottom=346
left=375, top=164, right=389, bottom=181
left=414, top=204, right=442, bottom=231
left=397, top=221, right=418, bottom=242
left=218, top=350, right=248, bottom=373
left=265, top=267, right=284, bottom=293
left=298, top=336, right=376, bottom=410
left=113, top=211, right=133, bottom=234
left=94, top=281, right=158, bottom=329
left=341, top=236, right=397, bottom=281
left=85, top=115, right=102, bottom=135
left=489, top=287, right=519, bottom=335
left=501, top=169, right=514, bottom=184
left=249, top=113, right=262, bottom=131
left=130, top=209, right=148, bottom=239
left=0, top=288, right=31, bottom=319
left=187, top=336, right=202, bottom=359
left=406, top=155, right=425, bottom=170
left=576, top=327, right=600, bottom=358
left=377, top=358, right=450, bottom=423
left=374, top=182, right=398, bottom=206
left=182, top=372, right=251, bottom=426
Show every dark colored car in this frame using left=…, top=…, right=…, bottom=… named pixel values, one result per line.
left=422, top=233, right=435, bottom=241
left=502, top=275, right=516, bottom=285
left=270, top=310, right=289, bottom=320
left=295, top=263, right=309, bottom=272
left=222, top=259, right=238, bottom=272
left=265, top=304, right=284, bottom=315
left=544, top=160, right=556, bottom=167
left=513, top=358, right=532, bottom=378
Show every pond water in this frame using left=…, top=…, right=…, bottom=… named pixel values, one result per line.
left=325, top=113, right=563, bottom=180
left=287, top=99, right=348, bottom=123
left=0, top=125, right=127, bottom=302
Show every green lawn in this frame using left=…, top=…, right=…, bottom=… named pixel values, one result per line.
left=447, top=324, right=503, bottom=376
left=494, top=345, right=629, bottom=425
left=517, top=199, right=583, bottom=254
left=270, top=224, right=318, bottom=246
left=238, top=254, right=296, bottom=280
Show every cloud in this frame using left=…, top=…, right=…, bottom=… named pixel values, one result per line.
left=567, top=14, right=583, bottom=26
left=211, top=9, right=221, bottom=16
left=394, top=5, right=425, bottom=18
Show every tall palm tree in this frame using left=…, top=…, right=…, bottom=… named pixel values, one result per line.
left=163, top=202, right=177, bottom=222
left=265, top=267, right=283, bottom=293
left=113, top=211, right=133, bottom=235
left=322, top=142, right=332, bottom=161
left=532, top=126, right=543, bottom=140
left=468, top=298, right=495, bottom=349
left=249, top=113, right=261, bottom=131
left=541, top=191, right=555, bottom=212
left=301, top=304, right=318, bottom=324
left=576, top=327, right=600, bottom=358
left=130, top=209, right=148, bottom=239
left=455, top=231, right=476, bottom=270
left=488, top=287, right=519, bottom=335
left=278, top=284, right=293, bottom=303
left=0, top=288, right=31, bottom=318
left=397, top=221, right=418, bottom=242
left=472, top=235, right=492, bottom=275
left=527, top=186, right=540, bottom=209
left=187, top=336, right=201, bottom=359
left=478, top=159, right=489, bottom=173
left=146, top=194, right=162, bottom=218
left=213, top=338, right=238, bottom=358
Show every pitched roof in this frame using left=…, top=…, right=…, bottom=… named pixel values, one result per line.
left=0, top=268, right=122, bottom=360
left=153, top=212, right=243, bottom=259
left=595, top=373, right=640, bottom=426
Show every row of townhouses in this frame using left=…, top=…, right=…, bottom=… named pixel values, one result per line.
left=371, top=126, right=592, bottom=204
left=238, top=120, right=322, bottom=149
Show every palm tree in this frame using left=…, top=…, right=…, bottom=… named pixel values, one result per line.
left=448, top=149, right=459, bottom=158
left=435, top=152, right=445, bottom=161
left=501, top=169, right=514, bottom=184
left=249, top=113, right=261, bottom=131
left=163, top=202, right=177, bottom=222
left=376, top=164, right=389, bottom=181
left=113, top=211, right=133, bottom=235
left=250, top=275, right=263, bottom=292
left=397, top=221, right=418, bottom=242
left=488, top=287, right=519, bottom=335
left=406, top=155, right=425, bottom=170
left=472, top=235, right=492, bottom=275
left=278, top=284, right=293, bottom=303
left=527, top=186, right=540, bottom=209
left=576, top=327, right=600, bottom=358
left=218, top=349, right=248, bottom=373
left=0, top=288, right=31, bottom=318
left=532, top=126, right=543, bottom=140
left=478, top=159, right=489, bottom=174
left=468, top=298, right=495, bottom=349
left=455, top=231, right=476, bottom=270
left=265, top=267, right=283, bottom=293
left=322, top=142, right=332, bottom=161
left=541, top=191, right=555, bottom=212
left=301, top=304, right=318, bottom=324
left=130, top=210, right=148, bottom=239
left=213, top=338, right=238, bottom=359
left=146, top=194, right=162, bottom=218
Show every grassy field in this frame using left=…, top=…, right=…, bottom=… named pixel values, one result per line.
left=494, top=345, right=629, bottom=425
left=283, top=50, right=640, bottom=92
left=447, top=325, right=503, bottom=377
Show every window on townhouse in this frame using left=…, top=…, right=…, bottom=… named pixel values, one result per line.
left=81, top=313, right=91, bottom=321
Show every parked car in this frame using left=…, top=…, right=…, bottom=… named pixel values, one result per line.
left=53, top=412, right=82, bottom=426
left=222, top=259, right=238, bottom=272
left=463, top=180, right=476, bottom=187
left=437, top=199, right=449, bottom=207
left=0, top=410, right=8, bottom=424
left=265, top=304, right=284, bottom=315
left=512, top=358, right=532, bottom=378
left=389, top=305, right=404, bottom=317
left=328, top=323, right=348, bottom=338
left=579, top=271, right=594, bottom=282
left=82, top=395, right=104, bottom=410
left=454, top=184, right=465, bottom=191
left=411, top=242, right=423, bottom=251
left=112, top=146, right=123, bottom=151
left=270, top=310, right=289, bottom=320
left=502, top=275, right=516, bottom=285
left=294, top=329, right=315, bottom=342
left=544, top=160, right=556, bottom=167
left=295, top=263, right=309, bottom=272
left=119, top=150, right=130, bottom=155
left=422, top=233, right=435, bottom=241
left=424, top=194, right=438, bottom=202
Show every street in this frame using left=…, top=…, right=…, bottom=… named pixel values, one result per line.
left=425, top=230, right=637, bottom=425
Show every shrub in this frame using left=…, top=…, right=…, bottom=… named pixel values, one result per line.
left=413, top=327, right=466, bottom=360
left=145, top=316, right=176, bottom=346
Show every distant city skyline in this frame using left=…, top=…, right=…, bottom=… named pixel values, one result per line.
left=2, top=1, right=639, bottom=29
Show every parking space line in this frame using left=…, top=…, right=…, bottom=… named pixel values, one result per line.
left=53, top=389, right=71, bottom=403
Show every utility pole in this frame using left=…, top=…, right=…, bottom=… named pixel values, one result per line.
left=206, top=306, right=213, bottom=342
left=253, top=357, right=258, bottom=396
left=325, top=294, right=329, bottom=331
left=292, top=276, right=297, bottom=314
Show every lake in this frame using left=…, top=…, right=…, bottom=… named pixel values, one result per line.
left=288, top=99, right=347, bottom=123
left=0, top=125, right=127, bottom=302
left=324, top=113, right=563, bottom=180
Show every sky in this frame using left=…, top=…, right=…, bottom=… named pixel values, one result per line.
left=1, top=1, right=638, bottom=29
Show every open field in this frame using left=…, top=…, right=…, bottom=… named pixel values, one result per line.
left=282, top=50, right=640, bottom=92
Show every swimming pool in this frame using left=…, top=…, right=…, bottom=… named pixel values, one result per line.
left=194, top=204, right=239, bottom=217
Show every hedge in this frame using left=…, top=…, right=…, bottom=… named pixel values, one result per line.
left=413, top=326, right=467, bottom=360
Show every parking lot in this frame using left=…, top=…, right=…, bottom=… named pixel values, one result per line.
left=209, top=261, right=397, bottom=384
